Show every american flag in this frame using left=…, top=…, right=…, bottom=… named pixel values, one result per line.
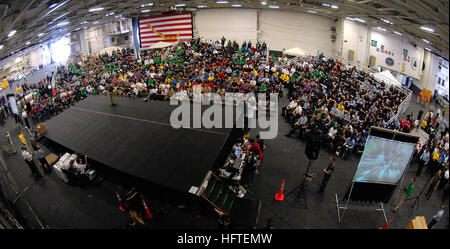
left=138, top=12, right=193, bottom=48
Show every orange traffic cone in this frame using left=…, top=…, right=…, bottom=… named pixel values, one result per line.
left=378, top=216, right=394, bottom=229
left=142, top=197, right=154, bottom=219
left=115, top=192, right=127, bottom=212
left=274, top=180, right=285, bottom=201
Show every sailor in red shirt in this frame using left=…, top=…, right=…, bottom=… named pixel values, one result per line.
left=400, top=118, right=411, bottom=132
left=247, top=138, right=263, bottom=174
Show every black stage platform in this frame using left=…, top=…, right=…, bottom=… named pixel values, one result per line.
left=43, top=96, right=241, bottom=195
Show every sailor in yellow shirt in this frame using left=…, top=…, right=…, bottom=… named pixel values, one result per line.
left=432, top=149, right=440, bottom=161
left=165, top=77, right=172, bottom=84
left=18, top=131, right=28, bottom=151
left=337, top=103, right=345, bottom=112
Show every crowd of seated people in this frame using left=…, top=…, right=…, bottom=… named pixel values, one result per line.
left=9, top=37, right=280, bottom=123
left=281, top=54, right=409, bottom=159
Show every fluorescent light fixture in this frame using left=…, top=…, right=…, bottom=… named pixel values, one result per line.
left=38, top=32, right=44, bottom=37
left=141, top=9, right=151, bottom=12
left=269, top=5, right=279, bottom=8
left=345, top=17, right=355, bottom=21
left=354, top=17, right=366, bottom=23
left=216, top=1, right=229, bottom=3
left=11, top=51, right=14, bottom=54
left=420, top=26, right=434, bottom=32
left=175, top=3, right=186, bottom=7
left=115, top=15, right=123, bottom=18
left=25, top=41, right=31, bottom=45
left=88, top=7, right=104, bottom=12
left=7, top=30, right=16, bottom=37
left=53, top=12, right=69, bottom=22
left=322, top=3, right=330, bottom=7
left=57, top=21, right=69, bottom=27
left=261, top=1, right=267, bottom=5
left=381, top=18, right=393, bottom=24
left=198, top=5, right=207, bottom=8
left=331, top=5, right=339, bottom=8
left=425, top=47, right=432, bottom=52
left=377, top=26, right=387, bottom=32
left=232, top=4, right=242, bottom=7
left=105, top=12, right=115, bottom=16
left=0, top=45, right=3, bottom=50
left=393, top=31, right=402, bottom=36
left=141, top=3, right=153, bottom=7
left=422, top=38, right=430, bottom=44
left=80, top=21, right=88, bottom=24
left=49, top=3, right=58, bottom=8
left=92, top=21, right=99, bottom=24
left=307, top=10, right=317, bottom=13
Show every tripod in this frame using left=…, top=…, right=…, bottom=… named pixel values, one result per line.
left=284, top=159, right=314, bottom=209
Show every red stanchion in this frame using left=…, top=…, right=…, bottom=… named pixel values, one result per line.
left=378, top=216, right=395, bottom=229
left=142, top=197, right=154, bottom=219
left=274, top=180, right=285, bottom=201
left=115, top=192, right=127, bottom=212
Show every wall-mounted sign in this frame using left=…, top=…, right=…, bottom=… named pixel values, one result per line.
left=376, top=48, right=380, bottom=52
left=385, top=57, right=394, bottom=66
left=402, top=62, right=406, bottom=73
left=380, top=45, right=384, bottom=53
left=388, top=51, right=391, bottom=55
left=411, top=57, right=418, bottom=71
left=371, top=40, right=377, bottom=47
left=403, top=49, right=408, bottom=61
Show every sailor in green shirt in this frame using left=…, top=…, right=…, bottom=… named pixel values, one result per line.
left=393, top=177, right=415, bottom=212
left=260, top=84, right=267, bottom=92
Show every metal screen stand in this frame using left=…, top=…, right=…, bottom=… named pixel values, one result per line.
left=335, top=180, right=354, bottom=224
left=335, top=180, right=388, bottom=224
left=335, top=193, right=348, bottom=224
left=375, top=202, right=388, bottom=224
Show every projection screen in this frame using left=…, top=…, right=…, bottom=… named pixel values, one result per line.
left=353, top=135, right=416, bottom=184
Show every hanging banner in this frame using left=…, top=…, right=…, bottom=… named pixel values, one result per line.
left=138, top=12, right=193, bottom=48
